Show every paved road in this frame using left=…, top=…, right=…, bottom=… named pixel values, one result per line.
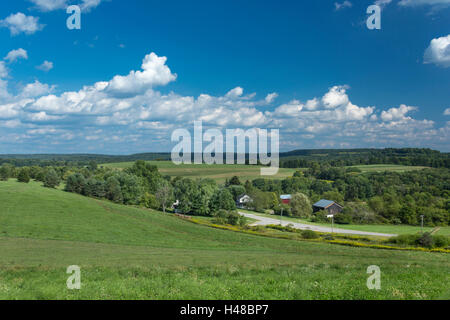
left=239, top=212, right=396, bottom=237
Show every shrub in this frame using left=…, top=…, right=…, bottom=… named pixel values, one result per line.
left=433, top=235, right=449, bottom=248
left=212, top=210, right=244, bottom=226
left=301, top=230, right=319, bottom=239
left=227, top=211, right=240, bottom=225
left=417, top=232, right=433, bottom=248
left=388, top=234, right=420, bottom=246
left=311, top=210, right=328, bottom=223
left=334, top=213, right=353, bottom=225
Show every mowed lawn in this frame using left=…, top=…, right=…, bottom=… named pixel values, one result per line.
left=102, top=161, right=297, bottom=183
left=0, top=180, right=449, bottom=300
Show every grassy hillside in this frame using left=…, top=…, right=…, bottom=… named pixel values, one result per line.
left=102, top=161, right=297, bottom=183
left=0, top=180, right=449, bottom=299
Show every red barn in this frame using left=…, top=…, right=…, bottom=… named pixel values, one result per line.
left=280, top=194, right=292, bottom=204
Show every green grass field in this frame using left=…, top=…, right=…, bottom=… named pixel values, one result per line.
left=102, top=161, right=297, bottom=183
left=102, top=161, right=428, bottom=184
left=0, top=180, right=449, bottom=299
left=240, top=210, right=450, bottom=236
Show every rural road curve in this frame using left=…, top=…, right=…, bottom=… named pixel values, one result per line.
left=239, top=212, right=397, bottom=238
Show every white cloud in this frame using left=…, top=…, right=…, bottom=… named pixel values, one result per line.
left=0, top=52, right=448, bottom=152
left=399, top=0, right=450, bottom=6
left=375, top=0, right=393, bottom=8
left=29, top=0, right=106, bottom=12
left=424, top=35, right=450, bottom=68
left=381, top=104, right=417, bottom=121
left=36, top=61, right=54, bottom=72
left=4, top=49, right=28, bottom=63
left=29, top=0, right=68, bottom=11
left=0, top=62, right=8, bottom=78
left=20, top=80, right=55, bottom=98
left=444, top=108, right=450, bottom=115
left=225, top=87, right=244, bottom=99
left=265, top=93, right=278, bottom=104
left=26, top=111, right=63, bottom=122
left=81, top=0, right=105, bottom=12
left=0, top=12, right=44, bottom=36
left=334, top=1, right=352, bottom=10
left=106, top=53, right=176, bottom=95
left=322, top=85, right=349, bottom=109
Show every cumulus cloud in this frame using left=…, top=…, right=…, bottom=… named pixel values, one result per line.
left=444, top=108, right=450, bottom=115
left=36, top=61, right=54, bottom=72
left=105, top=53, right=176, bottom=95
left=29, top=0, right=68, bottom=11
left=381, top=104, right=417, bottom=121
left=424, top=35, right=450, bottom=68
left=0, top=52, right=448, bottom=152
left=29, top=0, right=106, bottom=12
left=4, top=49, right=28, bottom=63
left=0, top=12, right=44, bottom=36
left=20, top=80, right=56, bottom=98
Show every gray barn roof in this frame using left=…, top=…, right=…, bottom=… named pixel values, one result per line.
left=313, top=199, right=336, bottom=208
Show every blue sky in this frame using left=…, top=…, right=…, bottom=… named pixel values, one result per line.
left=0, top=0, right=449, bottom=154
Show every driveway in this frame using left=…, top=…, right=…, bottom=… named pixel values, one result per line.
left=239, top=212, right=396, bottom=237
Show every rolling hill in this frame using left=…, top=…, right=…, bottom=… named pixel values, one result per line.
left=0, top=180, right=449, bottom=299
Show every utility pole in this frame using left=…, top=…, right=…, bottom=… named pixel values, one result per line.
left=327, top=214, right=334, bottom=235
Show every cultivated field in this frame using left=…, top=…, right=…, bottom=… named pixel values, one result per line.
left=0, top=180, right=449, bottom=299
left=102, top=161, right=297, bottom=183
left=102, top=161, right=428, bottom=184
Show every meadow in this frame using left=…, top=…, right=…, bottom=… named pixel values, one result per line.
left=102, top=161, right=297, bottom=183
left=0, top=180, right=449, bottom=299
left=101, top=161, right=427, bottom=184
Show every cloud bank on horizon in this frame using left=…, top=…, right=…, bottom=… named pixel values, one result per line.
left=0, top=51, right=448, bottom=153
left=0, top=0, right=449, bottom=153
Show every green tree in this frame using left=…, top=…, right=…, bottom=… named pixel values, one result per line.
left=210, top=188, right=236, bottom=213
left=228, top=176, right=242, bottom=186
left=155, top=179, right=174, bottom=213
left=17, top=168, right=30, bottom=183
left=65, top=173, right=86, bottom=194
left=290, top=193, right=312, bottom=218
left=105, top=176, right=123, bottom=203
left=0, top=165, right=10, bottom=181
left=44, top=168, right=60, bottom=188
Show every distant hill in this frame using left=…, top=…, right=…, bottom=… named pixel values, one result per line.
left=0, top=148, right=448, bottom=168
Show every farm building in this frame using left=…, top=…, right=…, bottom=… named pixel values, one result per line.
left=312, top=199, right=343, bottom=215
left=236, top=194, right=253, bottom=209
left=280, top=194, right=292, bottom=204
